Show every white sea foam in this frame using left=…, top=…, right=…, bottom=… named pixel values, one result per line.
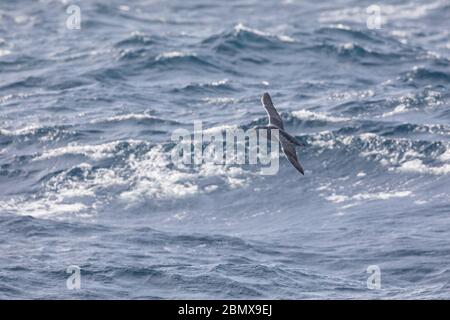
left=4, top=141, right=254, bottom=217
left=326, top=194, right=348, bottom=203
left=326, top=190, right=412, bottom=203
left=353, top=191, right=412, bottom=201
left=155, top=51, right=196, bottom=61
left=0, top=49, right=11, bottom=57
left=14, top=15, right=29, bottom=24
left=310, top=130, right=450, bottom=176
left=398, top=159, right=450, bottom=175
left=33, top=140, right=144, bottom=161
left=234, top=23, right=295, bottom=43
left=0, top=124, right=42, bottom=136
left=383, top=90, right=443, bottom=118
left=292, top=110, right=349, bottom=123
left=356, top=172, right=366, bottom=177
left=439, top=149, right=450, bottom=162
left=0, top=161, right=129, bottom=218
left=98, top=113, right=158, bottom=123
left=330, top=24, right=352, bottom=31
left=119, top=145, right=249, bottom=202
left=210, top=79, right=229, bottom=86
left=382, top=104, right=409, bottom=117
left=0, top=198, right=88, bottom=218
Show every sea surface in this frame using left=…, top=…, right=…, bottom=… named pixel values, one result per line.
left=1, top=0, right=450, bottom=299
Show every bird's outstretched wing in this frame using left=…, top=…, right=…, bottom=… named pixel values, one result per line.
left=261, top=92, right=304, bottom=175
left=261, top=92, right=284, bottom=130
left=280, top=136, right=304, bottom=175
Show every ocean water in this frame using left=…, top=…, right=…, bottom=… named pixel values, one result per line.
left=1, top=0, right=450, bottom=299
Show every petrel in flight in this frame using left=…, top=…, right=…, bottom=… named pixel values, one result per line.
left=254, top=92, right=305, bottom=175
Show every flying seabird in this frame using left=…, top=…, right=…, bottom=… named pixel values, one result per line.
left=254, top=92, right=305, bottom=175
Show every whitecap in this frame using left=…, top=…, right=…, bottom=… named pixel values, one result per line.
left=398, top=159, right=450, bottom=175
left=0, top=49, right=11, bottom=57
left=119, top=145, right=250, bottom=202
left=33, top=140, right=144, bottom=161
left=234, top=23, right=295, bottom=43
left=292, top=110, right=349, bottom=123
left=326, top=190, right=412, bottom=204
left=97, top=113, right=158, bottom=123
left=382, top=104, right=409, bottom=117
left=155, top=51, right=196, bottom=61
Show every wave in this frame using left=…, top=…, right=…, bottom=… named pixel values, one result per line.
left=90, top=113, right=181, bottom=126
left=155, top=51, right=195, bottom=61
left=291, top=109, right=350, bottom=123
left=0, top=53, right=48, bottom=72
left=146, top=51, right=221, bottom=72
left=232, top=23, right=295, bottom=43
left=0, top=76, right=46, bottom=91
left=397, top=159, right=450, bottom=175
left=1, top=139, right=254, bottom=217
left=307, top=130, right=450, bottom=176
left=33, top=139, right=146, bottom=161
left=332, top=87, right=447, bottom=118
left=400, top=66, right=450, bottom=84
left=0, top=124, right=79, bottom=146
left=4, top=112, right=450, bottom=219
left=304, top=42, right=405, bottom=64
left=115, top=31, right=163, bottom=47
left=326, top=190, right=412, bottom=204
left=202, top=23, right=295, bottom=55
left=316, top=25, right=387, bottom=44
left=169, top=79, right=238, bottom=94
left=0, top=112, right=181, bottom=147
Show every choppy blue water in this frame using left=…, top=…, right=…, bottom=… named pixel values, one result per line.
left=1, top=0, right=450, bottom=299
